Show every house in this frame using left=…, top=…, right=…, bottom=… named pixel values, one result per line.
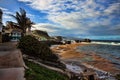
left=4, top=22, right=22, bottom=42
left=10, top=29, right=22, bottom=41
left=4, top=28, right=22, bottom=42
left=0, top=9, right=3, bottom=43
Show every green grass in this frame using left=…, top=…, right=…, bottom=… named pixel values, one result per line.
left=25, top=60, right=69, bottom=80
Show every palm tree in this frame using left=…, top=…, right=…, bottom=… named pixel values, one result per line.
left=9, top=8, right=33, bottom=36
left=26, top=18, right=34, bottom=32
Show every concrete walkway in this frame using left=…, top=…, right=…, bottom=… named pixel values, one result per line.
left=0, top=68, right=25, bottom=80
left=0, top=42, right=25, bottom=80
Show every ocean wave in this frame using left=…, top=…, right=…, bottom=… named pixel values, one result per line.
left=91, top=41, right=120, bottom=45
left=76, top=44, right=120, bottom=68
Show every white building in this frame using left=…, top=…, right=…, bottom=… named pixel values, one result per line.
left=10, top=29, right=22, bottom=41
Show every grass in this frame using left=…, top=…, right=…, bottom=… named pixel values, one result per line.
left=25, top=60, right=69, bottom=80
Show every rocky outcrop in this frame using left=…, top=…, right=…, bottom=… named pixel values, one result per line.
left=32, top=30, right=50, bottom=40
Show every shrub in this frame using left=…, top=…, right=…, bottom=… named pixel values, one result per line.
left=115, top=74, right=120, bottom=80
left=18, top=35, right=58, bottom=62
left=18, top=35, right=39, bottom=56
left=2, top=33, right=10, bottom=42
left=83, top=39, right=91, bottom=42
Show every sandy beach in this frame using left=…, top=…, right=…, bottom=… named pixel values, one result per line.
left=52, top=43, right=120, bottom=75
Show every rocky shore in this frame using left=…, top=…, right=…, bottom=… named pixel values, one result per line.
left=52, top=43, right=120, bottom=80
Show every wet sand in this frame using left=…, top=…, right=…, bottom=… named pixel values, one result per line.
left=52, top=43, right=120, bottom=74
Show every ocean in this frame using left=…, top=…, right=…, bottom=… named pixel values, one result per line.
left=92, top=40, right=120, bottom=45
left=77, top=40, right=120, bottom=68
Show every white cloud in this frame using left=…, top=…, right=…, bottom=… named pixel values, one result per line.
left=32, top=23, right=89, bottom=36
left=18, top=0, right=120, bottom=36
left=3, top=15, right=11, bottom=19
left=0, top=7, right=15, bottom=24
left=18, top=0, right=53, bottom=10
left=104, top=3, right=120, bottom=15
left=0, top=7, right=13, bottom=14
left=27, top=13, right=35, bottom=18
left=18, top=0, right=103, bottom=29
left=0, top=7, right=35, bottom=25
left=32, top=23, right=59, bottom=33
left=18, top=0, right=32, bottom=2
left=0, top=7, right=8, bottom=11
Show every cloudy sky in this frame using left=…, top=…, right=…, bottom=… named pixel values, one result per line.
left=0, top=0, right=120, bottom=40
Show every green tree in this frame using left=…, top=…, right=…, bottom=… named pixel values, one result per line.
left=9, top=8, right=33, bottom=36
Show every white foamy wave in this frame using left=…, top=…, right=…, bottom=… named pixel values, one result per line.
left=91, top=41, right=120, bottom=45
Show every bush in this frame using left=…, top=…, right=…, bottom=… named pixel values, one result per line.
left=83, top=39, right=91, bottom=42
left=18, top=35, right=58, bottom=62
left=2, top=33, right=10, bottom=42
left=115, top=74, right=120, bottom=80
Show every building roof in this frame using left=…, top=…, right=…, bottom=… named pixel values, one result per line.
left=5, top=28, right=22, bottom=34
left=11, top=29, right=22, bottom=33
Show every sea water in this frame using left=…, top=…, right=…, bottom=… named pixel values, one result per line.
left=77, top=42, right=120, bottom=68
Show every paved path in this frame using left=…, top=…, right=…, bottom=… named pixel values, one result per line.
left=0, top=68, right=25, bottom=80
left=0, top=42, right=25, bottom=80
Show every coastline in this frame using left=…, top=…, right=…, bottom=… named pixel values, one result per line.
left=52, top=43, right=120, bottom=75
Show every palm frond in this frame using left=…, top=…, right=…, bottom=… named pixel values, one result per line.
left=8, top=8, right=35, bottom=35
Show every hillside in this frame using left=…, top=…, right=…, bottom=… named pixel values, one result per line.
left=32, top=30, right=50, bottom=40
left=25, top=60, right=68, bottom=80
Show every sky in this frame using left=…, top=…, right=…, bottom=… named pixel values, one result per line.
left=0, top=0, right=120, bottom=40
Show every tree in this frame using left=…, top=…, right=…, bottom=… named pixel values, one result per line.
left=9, top=8, right=33, bottom=36
left=26, top=18, right=34, bottom=32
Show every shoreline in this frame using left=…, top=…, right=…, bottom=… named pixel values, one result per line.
left=52, top=43, right=120, bottom=77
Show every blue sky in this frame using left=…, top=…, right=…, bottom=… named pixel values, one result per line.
left=0, top=0, right=120, bottom=40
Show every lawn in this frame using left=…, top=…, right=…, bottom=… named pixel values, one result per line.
left=25, top=60, right=69, bottom=80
